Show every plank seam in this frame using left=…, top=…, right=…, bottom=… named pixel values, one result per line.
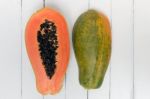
left=109, top=0, right=113, bottom=99
left=88, top=0, right=90, bottom=10
left=132, top=0, right=135, bottom=98
left=20, top=0, right=23, bottom=98
left=87, top=90, right=89, bottom=99
left=43, top=0, right=45, bottom=8
left=65, top=76, right=67, bottom=99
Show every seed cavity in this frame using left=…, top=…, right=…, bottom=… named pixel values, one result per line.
left=37, top=19, right=58, bottom=79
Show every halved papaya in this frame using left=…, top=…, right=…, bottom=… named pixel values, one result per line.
left=25, top=7, right=70, bottom=95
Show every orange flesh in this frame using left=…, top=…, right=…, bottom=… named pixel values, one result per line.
left=25, top=7, right=70, bottom=95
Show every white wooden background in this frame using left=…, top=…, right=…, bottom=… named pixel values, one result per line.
left=0, top=0, right=150, bottom=99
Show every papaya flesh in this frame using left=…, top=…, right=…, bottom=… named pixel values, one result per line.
left=25, top=7, right=70, bottom=95
left=73, top=10, right=111, bottom=89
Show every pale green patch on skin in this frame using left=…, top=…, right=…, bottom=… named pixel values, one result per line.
left=72, top=10, right=111, bottom=89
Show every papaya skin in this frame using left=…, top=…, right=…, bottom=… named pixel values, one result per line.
left=25, top=7, right=70, bottom=95
left=73, top=10, right=111, bottom=89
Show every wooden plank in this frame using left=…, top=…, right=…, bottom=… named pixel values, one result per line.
left=22, top=0, right=44, bottom=99
left=45, top=0, right=89, bottom=99
left=44, top=1, right=66, bottom=99
left=62, top=1, right=88, bottom=99
left=134, top=0, right=150, bottom=99
left=111, top=0, right=134, bottom=99
left=0, top=0, right=21, bottom=99
left=88, top=0, right=111, bottom=99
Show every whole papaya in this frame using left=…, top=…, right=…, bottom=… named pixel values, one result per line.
left=72, top=10, right=111, bottom=89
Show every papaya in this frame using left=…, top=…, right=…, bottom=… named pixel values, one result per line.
left=25, top=7, right=70, bottom=95
left=72, top=10, right=111, bottom=89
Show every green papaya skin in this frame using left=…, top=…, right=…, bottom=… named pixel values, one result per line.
left=72, top=10, right=111, bottom=89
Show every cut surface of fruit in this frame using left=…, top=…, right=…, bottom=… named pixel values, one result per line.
left=25, top=7, right=70, bottom=95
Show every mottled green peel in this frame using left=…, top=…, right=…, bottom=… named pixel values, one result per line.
left=73, top=10, right=111, bottom=89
